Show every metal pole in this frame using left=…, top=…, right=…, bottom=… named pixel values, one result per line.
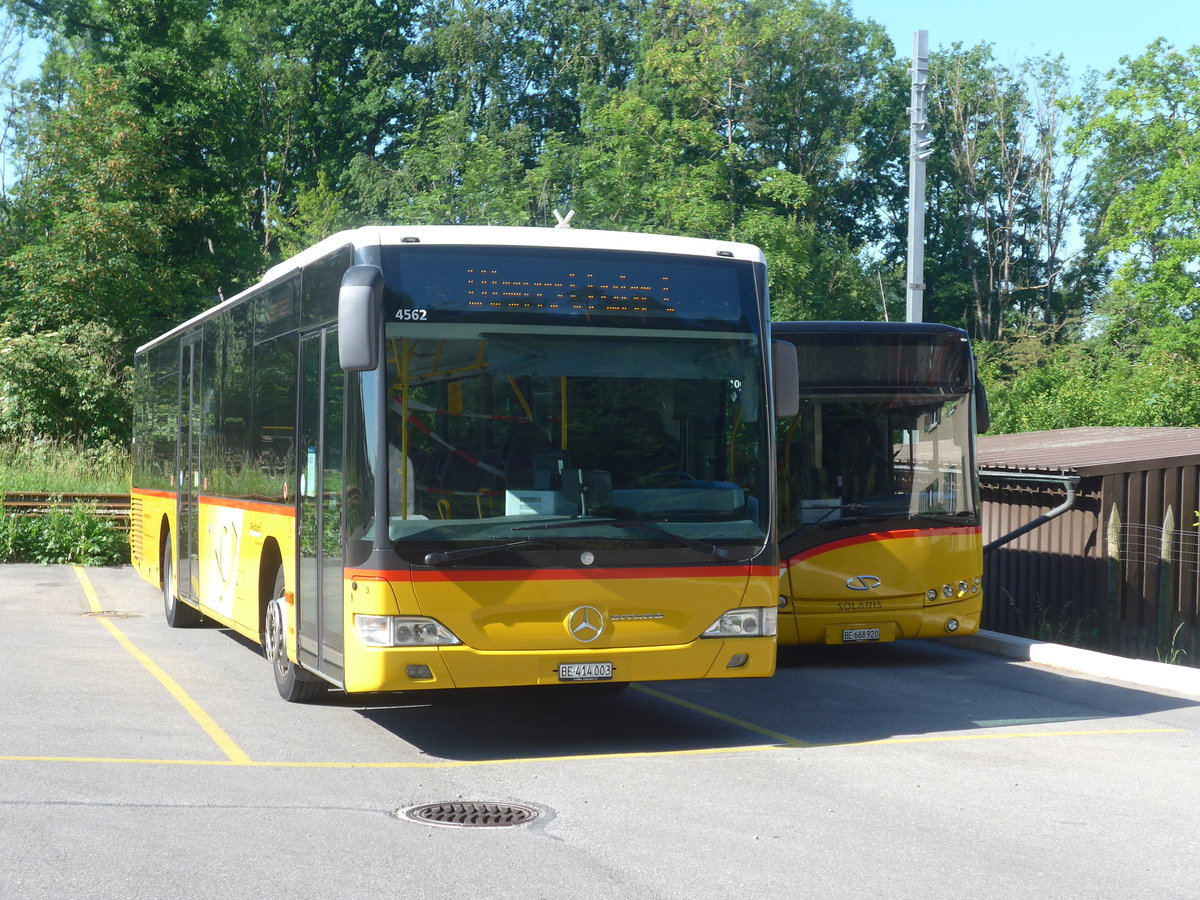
left=906, top=30, right=931, bottom=323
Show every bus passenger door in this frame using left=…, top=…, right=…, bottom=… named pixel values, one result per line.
left=297, top=329, right=345, bottom=684
left=178, top=334, right=201, bottom=600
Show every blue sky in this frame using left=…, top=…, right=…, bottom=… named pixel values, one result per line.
left=9, top=2, right=1195, bottom=86
left=848, top=0, right=1195, bottom=78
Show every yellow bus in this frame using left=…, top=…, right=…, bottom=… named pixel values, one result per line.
left=772, top=321, right=987, bottom=646
left=131, top=226, right=795, bottom=701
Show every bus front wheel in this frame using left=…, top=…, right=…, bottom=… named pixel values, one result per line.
left=263, top=566, right=324, bottom=703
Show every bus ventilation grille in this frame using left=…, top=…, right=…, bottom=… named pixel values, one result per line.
left=401, top=801, right=541, bottom=828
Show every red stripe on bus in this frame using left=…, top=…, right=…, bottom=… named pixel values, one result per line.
left=131, top=488, right=177, bottom=500
left=197, top=495, right=298, bottom=517
left=345, top=564, right=777, bottom=583
left=785, top=526, right=981, bottom=566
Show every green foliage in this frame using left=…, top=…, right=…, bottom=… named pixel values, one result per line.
left=275, top=171, right=358, bottom=259
left=0, top=0, right=1195, bottom=445
left=0, top=321, right=132, bottom=447
left=923, top=46, right=1097, bottom=341
left=977, top=318, right=1200, bottom=433
left=1156, top=622, right=1188, bottom=666
left=0, top=502, right=129, bottom=565
left=2, top=68, right=256, bottom=348
left=1077, top=40, right=1200, bottom=321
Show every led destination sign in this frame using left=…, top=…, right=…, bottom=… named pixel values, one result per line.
left=380, top=245, right=759, bottom=329
left=463, top=268, right=671, bottom=316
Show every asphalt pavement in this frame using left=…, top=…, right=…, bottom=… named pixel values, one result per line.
left=4, top=563, right=1200, bottom=899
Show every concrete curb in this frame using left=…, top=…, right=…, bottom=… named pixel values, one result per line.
left=949, top=630, right=1200, bottom=701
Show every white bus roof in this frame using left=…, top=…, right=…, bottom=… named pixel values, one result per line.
left=264, top=225, right=766, bottom=282
left=138, top=225, right=766, bottom=354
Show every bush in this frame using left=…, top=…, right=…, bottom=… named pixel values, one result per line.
left=977, top=320, right=1200, bottom=433
left=0, top=502, right=128, bottom=566
left=0, top=321, right=133, bottom=448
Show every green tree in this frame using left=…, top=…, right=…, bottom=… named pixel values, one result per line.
left=3, top=72, right=232, bottom=345
left=1077, top=39, right=1200, bottom=325
left=0, top=319, right=131, bottom=446
left=923, top=45, right=1094, bottom=340
left=220, top=0, right=426, bottom=250
left=529, top=0, right=897, bottom=318
left=978, top=317, right=1200, bottom=433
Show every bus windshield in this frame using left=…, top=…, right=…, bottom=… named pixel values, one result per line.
left=777, top=328, right=977, bottom=539
left=379, top=323, right=768, bottom=554
left=779, top=393, right=975, bottom=537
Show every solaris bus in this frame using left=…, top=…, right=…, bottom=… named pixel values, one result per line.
left=772, top=321, right=988, bottom=646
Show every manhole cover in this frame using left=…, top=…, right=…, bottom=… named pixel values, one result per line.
left=401, top=801, right=541, bottom=828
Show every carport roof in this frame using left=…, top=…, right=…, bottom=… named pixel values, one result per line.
left=976, top=427, right=1200, bottom=477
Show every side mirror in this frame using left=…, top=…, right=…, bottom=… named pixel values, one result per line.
left=772, top=339, right=800, bottom=418
left=338, top=265, right=384, bottom=372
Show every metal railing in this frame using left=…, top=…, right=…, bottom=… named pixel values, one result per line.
left=1, top=492, right=131, bottom=526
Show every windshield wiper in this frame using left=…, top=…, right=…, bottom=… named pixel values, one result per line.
left=910, top=510, right=976, bottom=526
left=800, top=503, right=974, bottom=530
left=420, top=539, right=553, bottom=567
left=791, top=503, right=868, bottom=535
left=513, top=517, right=735, bottom=561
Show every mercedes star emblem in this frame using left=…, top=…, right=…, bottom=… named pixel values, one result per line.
left=567, top=605, right=604, bottom=642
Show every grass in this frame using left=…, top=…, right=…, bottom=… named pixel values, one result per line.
left=0, top=438, right=129, bottom=493
left=1156, top=622, right=1189, bottom=666
left=1003, top=590, right=1101, bottom=649
left=0, top=438, right=131, bottom=565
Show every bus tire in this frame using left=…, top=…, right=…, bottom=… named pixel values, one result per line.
left=162, top=533, right=202, bottom=628
left=263, top=565, right=324, bottom=703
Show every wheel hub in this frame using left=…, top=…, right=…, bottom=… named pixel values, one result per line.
left=265, top=598, right=288, bottom=672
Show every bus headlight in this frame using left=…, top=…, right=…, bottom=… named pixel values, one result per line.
left=355, top=615, right=462, bottom=647
left=702, top=607, right=777, bottom=638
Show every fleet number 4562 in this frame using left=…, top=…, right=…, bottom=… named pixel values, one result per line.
left=396, top=309, right=429, bottom=321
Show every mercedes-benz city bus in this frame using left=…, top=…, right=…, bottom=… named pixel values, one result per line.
left=131, top=226, right=797, bottom=700
left=772, top=321, right=987, bottom=646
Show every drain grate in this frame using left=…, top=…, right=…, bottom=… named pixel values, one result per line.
left=402, top=801, right=541, bottom=828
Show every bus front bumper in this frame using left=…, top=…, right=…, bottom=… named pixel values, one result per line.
left=342, top=637, right=776, bottom=693
left=777, top=598, right=982, bottom=646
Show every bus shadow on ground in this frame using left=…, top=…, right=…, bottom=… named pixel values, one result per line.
left=217, top=628, right=777, bottom=760
left=223, top=627, right=1198, bottom=760
left=342, top=638, right=1200, bottom=760
left=767, top=639, right=1199, bottom=747
left=340, top=684, right=774, bottom=761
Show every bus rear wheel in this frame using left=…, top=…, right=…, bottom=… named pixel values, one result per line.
left=263, top=566, right=324, bottom=703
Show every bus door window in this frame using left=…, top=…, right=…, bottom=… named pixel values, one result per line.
left=297, top=328, right=345, bottom=680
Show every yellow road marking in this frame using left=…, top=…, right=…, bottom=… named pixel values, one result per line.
left=0, top=726, right=1183, bottom=769
left=834, top=727, right=1184, bottom=747
left=72, top=566, right=251, bottom=765
left=0, top=744, right=783, bottom=768
left=632, top=684, right=812, bottom=746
